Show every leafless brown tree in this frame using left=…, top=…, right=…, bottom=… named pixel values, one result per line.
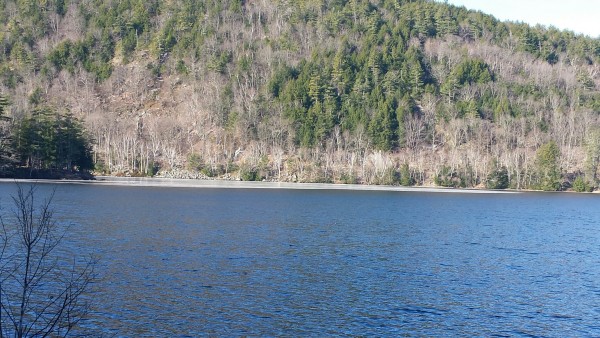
left=0, top=185, right=95, bottom=337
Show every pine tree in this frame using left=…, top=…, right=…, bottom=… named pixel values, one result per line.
left=0, top=95, right=12, bottom=169
left=535, top=141, right=562, bottom=191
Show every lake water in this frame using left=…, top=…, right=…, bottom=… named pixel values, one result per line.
left=1, top=181, right=600, bottom=336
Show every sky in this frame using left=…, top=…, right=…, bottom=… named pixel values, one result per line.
left=442, top=0, right=600, bottom=38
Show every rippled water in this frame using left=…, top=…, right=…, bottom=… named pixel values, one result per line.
left=1, top=182, right=600, bottom=336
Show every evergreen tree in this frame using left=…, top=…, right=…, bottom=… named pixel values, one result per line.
left=534, top=141, right=561, bottom=191
left=15, top=108, right=94, bottom=172
left=0, top=95, right=12, bottom=169
left=368, top=98, right=398, bottom=150
left=485, top=163, right=509, bottom=189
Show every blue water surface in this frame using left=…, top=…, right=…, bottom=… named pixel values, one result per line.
left=1, top=182, right=599, bottom=336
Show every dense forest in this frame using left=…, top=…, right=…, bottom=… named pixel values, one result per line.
left=1, top=0, right=600, bottom=190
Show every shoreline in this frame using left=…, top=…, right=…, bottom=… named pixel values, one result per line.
left=0, top=176, right=519, bottom=194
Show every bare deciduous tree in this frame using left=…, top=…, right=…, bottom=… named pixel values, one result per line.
left=0, top=185, right=95, bottom=337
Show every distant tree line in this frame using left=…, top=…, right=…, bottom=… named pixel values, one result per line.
left=1, top=0, right=600, bottom=189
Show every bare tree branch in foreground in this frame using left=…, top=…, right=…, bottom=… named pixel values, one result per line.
left=0, top=184, right=95, bottom=337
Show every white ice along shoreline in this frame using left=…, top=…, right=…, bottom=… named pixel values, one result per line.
left=0, top=176, right=519, bottom=194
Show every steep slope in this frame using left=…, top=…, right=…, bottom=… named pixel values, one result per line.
left=1, top=0, right=600, bottom=189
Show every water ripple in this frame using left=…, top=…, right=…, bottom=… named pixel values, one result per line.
left=2, top=183, right=600, bottom=336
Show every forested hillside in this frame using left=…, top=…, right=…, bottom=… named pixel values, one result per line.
left=1, top=0, right=600, bottom=190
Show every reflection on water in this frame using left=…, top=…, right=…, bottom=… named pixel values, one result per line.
left=1, top=182, right=600, bottom=336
